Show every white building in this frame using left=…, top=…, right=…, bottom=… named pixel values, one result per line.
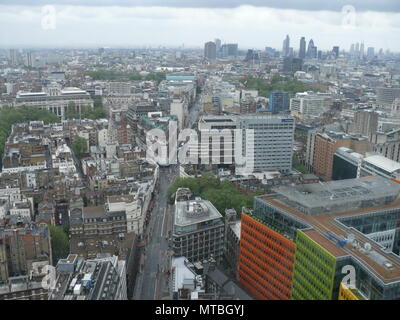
left=290, top=92, right=327, bottom=118
left=15, top=83, right=94, bottom=120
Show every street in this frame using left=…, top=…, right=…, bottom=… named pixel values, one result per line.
left=133, top=86, right=203, bottom=300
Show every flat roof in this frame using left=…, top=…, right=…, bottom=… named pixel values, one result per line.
left=363, top=155, right=400, bottom=173
left=175, top=199, right=222, bottom=227
left=272, top=176, right=400, bottom=216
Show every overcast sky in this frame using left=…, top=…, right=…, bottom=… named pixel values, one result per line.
left=1, top=1, right=399, bottom=51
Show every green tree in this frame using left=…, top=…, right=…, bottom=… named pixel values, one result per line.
left=72, top=136, right=88, bottom=159
left=167, top=174, right=261, bottom=214
left=49, top=225, right=69, bottom=266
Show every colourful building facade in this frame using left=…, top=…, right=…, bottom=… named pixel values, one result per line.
left=238, top=212, right=296, bottom=300
left=291, top=230, right=337, bottom=300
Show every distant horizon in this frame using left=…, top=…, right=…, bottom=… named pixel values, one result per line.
left=1, top=43, right=398, bottom=54
left=1, top=2, right=400, bottom=52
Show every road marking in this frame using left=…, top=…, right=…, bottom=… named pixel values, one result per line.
left=160, top=207, right=166, bottom=237
left=154, top=279, right=158, bottom=300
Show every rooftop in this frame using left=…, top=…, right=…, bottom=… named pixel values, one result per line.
left=272, top=176, right=400, bottom=216
left=175, top=199, right=223, bottom=227
left=258, top=177, right=400, bottom=283
left=363, top=154, right=400, bottom=174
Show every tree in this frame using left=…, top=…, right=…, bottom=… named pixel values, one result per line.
left=72, top=136, right=88, bottom=159
left=64, top=101, right=79, bottom=120
left=49, top=225, right=69, bottom=266
left=166, top=173, right=261, bottom=214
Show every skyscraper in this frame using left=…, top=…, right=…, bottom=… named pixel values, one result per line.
left=360, top=42, right=365, bottom=58
left=307, top=39, right=317, bottom=59
left=214, top=38, right=221, bottom=57
left=299, top=37, right=306, bottom=59
left=355, top=42, right=360, bottom=55
left=367, top=47, right=375, bottom=59
left=282, top=35, right=290, bottom=57
left=204, top=41, right=217, bottom=61
left=332, top=46, right=339, bottom=59
left=221, top=43, right=238, bottom=58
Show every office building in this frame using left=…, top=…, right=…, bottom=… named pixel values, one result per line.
left=204, top=41, right=217, bottom=61
left=332, top=46, right=339, bottom=59
left=307, top=39, right=317, bottom=59
left=282, top=57, right=303, bottom=74
left=332, top=147, right=362, bottom=180
left=289, top=92, right=326, bottom=118
left=308, top=131, right=370, bottom=181
left=49, top=254, right=127, bottom=300
left=352, top=110, right=378, bottom=138
left=236, top=115, right=295, bottom=173
left=367, top=47, right=375, bottom=60
left=239, top=176, right=400, bottom=300
left=173, top=197, right=225, bottom=264
left=221, top=44, right=238, bottom=58
left=269, top=91, right=290, bottom=114
left=299, top=37, right=306, bottom=59
left=214, top=38, right=221, bottom=54
left=376, top=87, right=400, bottom=106
left=371, top=128, right=400, bottom=163
left=15, top=83, right=94, bottom=120
left=282, top=35, right=290, bottom=57
left=334, top=148, right=400, bottom=182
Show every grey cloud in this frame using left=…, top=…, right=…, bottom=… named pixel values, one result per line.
left=2, top=0, right=400, bottom=12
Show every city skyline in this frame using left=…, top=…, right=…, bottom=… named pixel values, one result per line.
left=1, top=2, right=400, bottom=51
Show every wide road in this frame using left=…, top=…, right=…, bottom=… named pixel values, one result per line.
left=134, top=85, right=203, bottom=300
left=135, top=165, right=178, bottom=300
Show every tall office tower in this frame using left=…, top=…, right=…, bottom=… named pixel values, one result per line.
left=239, top=176, right=400, bottom=300
left=360, top=42, right=365, bottom=58
left=299, top=37, right=306, bottom=59
left=332, top=46, right=339, bottom=59
left=269, top=91, right=290, bottom=114
left=306, top=39, right=317, bottom=58
left=204, top=41, right=217, bottom=61
left=352, top=110, right=378, bottom=138
left=355, top=42, right=360, bottom=55
left=236, top=114, right=295, bottom=173
left=221, top=43, right=238, bottom=58
left=214, top=38, right=221, bottom=55
left=367, top=47, right=375, bottom=59
left=282, top=35, right=290, bottom=57
left=26, top=51, right=34, bottom=68
left=173, top=197, right=225, bottom=264
left=49, top=254, right=128, bottom=300
left=350, top=44, right=355, bottom=56
left=9, top=49, right=18, bottom=66
left=227, top=43, right=238, bottom=57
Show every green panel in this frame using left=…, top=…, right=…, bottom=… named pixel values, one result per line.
left=291, top=230, right=337, bottom=300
